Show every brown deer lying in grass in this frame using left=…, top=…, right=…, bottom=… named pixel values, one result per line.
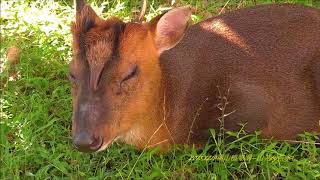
left=69, top=0, right=320, bottom=152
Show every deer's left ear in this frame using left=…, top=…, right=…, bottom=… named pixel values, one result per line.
left=149, top=6, right=192, bottom=54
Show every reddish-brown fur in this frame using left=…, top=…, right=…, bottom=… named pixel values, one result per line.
left=69, top=2, right=320, bottom=152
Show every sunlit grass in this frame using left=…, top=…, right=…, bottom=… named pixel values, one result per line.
left=1, top=0, right=319, bottom=179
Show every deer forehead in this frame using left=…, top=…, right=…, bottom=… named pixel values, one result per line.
left=119, top=24, right=155, bottom=61
left=86, top=40, right=113, bottom=66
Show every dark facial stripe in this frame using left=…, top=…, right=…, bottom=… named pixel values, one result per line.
left=86, top=22, right=125, bottom=91
left=111, top=22, right=125, bottom=59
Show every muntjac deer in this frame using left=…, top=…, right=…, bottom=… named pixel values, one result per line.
left=69, top=0, right=320, bottom=152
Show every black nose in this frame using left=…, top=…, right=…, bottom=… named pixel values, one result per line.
left=73, top=131, right=103, bottom=152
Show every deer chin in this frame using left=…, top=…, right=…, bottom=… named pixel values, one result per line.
left=96, top=136, right=120, bottom=152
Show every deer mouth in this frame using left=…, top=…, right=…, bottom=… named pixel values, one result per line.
left=96, top=136, right=120, bottom=152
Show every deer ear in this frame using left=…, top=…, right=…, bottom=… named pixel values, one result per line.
left=76, top=5, right=100, bottom=33
left=150, top=6, right=191, bottom=54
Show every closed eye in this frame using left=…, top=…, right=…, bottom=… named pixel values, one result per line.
left=68, top=73, right=78, bottom=85
left=121, top=65, right=138, bottom=83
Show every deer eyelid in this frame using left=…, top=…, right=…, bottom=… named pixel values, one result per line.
left=68, top=73, right=79, bottom=85
left=121, top=65, right=138, bottom=83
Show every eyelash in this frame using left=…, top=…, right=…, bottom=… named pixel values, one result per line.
left=121, top=65, right=138, bottom=83
left=68, top=73, right=78, bottom=85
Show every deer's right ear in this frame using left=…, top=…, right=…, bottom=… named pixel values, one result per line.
left=149, top=6, right=192, bottom=54
left=75, top=5, right=101, bottom=34
left=72, top=1, right=102, bottom=60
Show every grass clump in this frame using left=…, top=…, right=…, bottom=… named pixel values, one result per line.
left=1, top=0, right=319, bottom=179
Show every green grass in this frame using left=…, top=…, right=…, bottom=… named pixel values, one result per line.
left=1, top=0, right=320, bottom=179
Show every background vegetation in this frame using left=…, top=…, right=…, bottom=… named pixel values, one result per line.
left=1, top=0, right=320, bottom=179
